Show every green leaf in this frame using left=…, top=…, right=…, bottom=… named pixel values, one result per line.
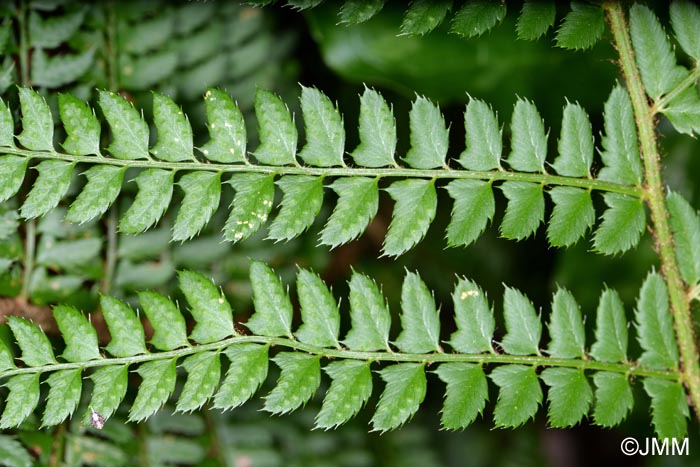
left=32, top=49, right=94, bottom=89
left=667, top=192, right=700, bottom=285
left=253, top=89, right=298, bottom=165
left=395, top=271, right=440, bottom=353
left=548, top=288, right=585, bottom=358
left=89, top=365, right=128, bottom=422
left=0, top=436, right=33, bottom=467
left=445, top=180, right=495, bottom=248
left=451, top=1, right=506, bottom=38
left=100, top=295, right=147, bottom=357
left=179, top=270, right=235, bottom=343
left=0, top=156, right=28, bottom=203
left=296, top=268, right=340, bottom=348
left=546, top=187, right=595, bottom=247
left=66, top=166, right=125, bottom=224
left=177, top=351, right=221, bottom=412
left=590, top=288, right=628, bottom=362
left=200, top=89, right=247, bottom=163
left=20, top=160, right=74, bottom=219
left=593, top=193, right=646, bottom=255
left=351, top=87, right=396, bottom=167
left=517, top=1, right=556, bottom=40
left=435, top=363, right=488, bottom=430
left=214, top=344, right=269, bottom=410
left=42, top=369, right=82, bottom=427
left=383, top=179, right=437, bottom=256
left=501, top=286, right=541, bottom=355
left=670, top=0, right=700, bottom=61
left=320, top=177, right=378, bottom=248
left=58, top=93, right=100, bottom=156
left=29, top=8, right=85, bottom=48
left=138, top=291, right=189, bottom=351
left=316, top=360, right=372, bottom=429
left=298, top=86, right=345, bottom=167
left=630, top=4, right=687, bottom=100
left=173, top=21, right=214, bottom=59
left=119, top=50, right=179, bottom=91
left=450, top=277, right=494, bottom=353
left=118, top=228, right=169, bottom=261
left=635, top=271, right=679, bottom=369
left=119, top=11, right=174, bottom=54
left=371, top=363, right=426, bottom=432
left=403, top=96, right=448, bottom=169
left=224, top=173, right=274, bottom=243
left=172, top=172, right=221, bottom=242
left=540, top=368, right=591, bottom=427
left=287, top=0, right=323, bottom=11
left=129, top=360, right=177, bottom=422
left=553, top=102, right=593, bottom=177
left=599, top=85, right=643, bottom=185
left=458, top=97, right=501, bottom=170
left=343, top=271, right=391, bottom=351
left=507, top=99, right=547, bottom=172
left=247, top=261, right=294, bottom=337
left=643, top=379, right=689, bottom=439
left=151, top=93, right=193, bottom=162
left=71, top=437, right=130, bottom=466
left=0, top=210, right=18, bottom=242
left=7, top=316, right=56, bottom=366
left=119, top=169, right=174, bottom=234
left=0, top=340, right=15, bottom=372
left=555, top=2, right=604, bottom=50
left=53, top=305, right=100, bottom=362
left=36, top=237, right=101, bottom=270
left=400, top=0, right=452, bottom=36
left=500, top=181, right=544, bottom=240
left=17, top=88, right=53, bottom=151
left=99, top=90, right=150, bottom=160
left=338, top=0, right=384, bottom=24
left=29, top=269, right=84, bottom=303
left=592, top=372, right=633, bottom=427
left=0, top=100, right=13, bottom=148
left=663, top=88, right=700, bottom=135
left=0, top=374, right=39, bottom=429
left=490, top=365, right=542, bottom=428
left=264, top=353, right=320, bottom=414
left=268, top=176, right=323, bottom=242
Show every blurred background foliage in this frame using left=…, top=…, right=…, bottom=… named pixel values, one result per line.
left=0, top=0, right=698, bottom=466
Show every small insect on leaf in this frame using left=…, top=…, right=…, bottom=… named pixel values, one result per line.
left=89, top=407, right=105, bottom=429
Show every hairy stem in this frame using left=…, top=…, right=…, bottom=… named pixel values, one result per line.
left=101, top=2, right=119, bottom=294
left=0, top=335, right=679, bottom=381
left=137, top=423, right=148, bottom=466
left=16, top=0, right=28, bottom=85
left=605, top=2, right=700, bottom=418
left=50, top=423, right=65, bottom=467
left=101, top=208, right=117, bottom=294
left=105, top=2, right=118, bottom=92
left=204, top=411, right=223, bottom=463
left=19, top=218, right=34, bottom=300
left=17, top=0, right=35, bottom=301
left=0, top=147, right=643, bottom=196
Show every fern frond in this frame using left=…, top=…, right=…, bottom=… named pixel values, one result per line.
left=0, top=435, right=32, bottom=467
left=118, top=2, right=295, bottom=110
left=0, top=2, right=95, bottom=92
left=0, top=263, right=686, bottom=437
left=629, top=2, right=700, bottom=135
left=0, top=85, right=646, bottom=256
left=261, top=0, right=607, bottom=52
